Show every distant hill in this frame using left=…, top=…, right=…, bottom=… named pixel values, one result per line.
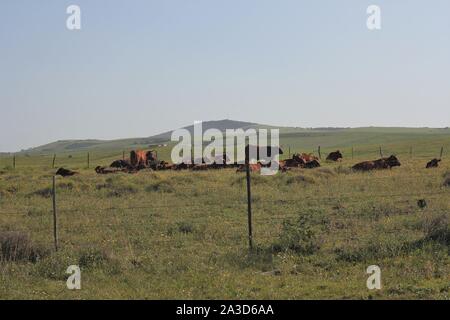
left=22, top=119, right=264, bottom=154
left=148, top=119, right=259, bottom=142
left=16, top=120, right=450, bottom=156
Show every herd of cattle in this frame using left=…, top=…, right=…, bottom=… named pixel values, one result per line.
left=54, top=147, right=443, bottom=177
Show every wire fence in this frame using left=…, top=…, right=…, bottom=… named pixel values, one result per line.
left=1, top=144, right=450, bottom=254
left=1, top=178, right=449, bottom=253
left=0, top=144, right=448, bottom=170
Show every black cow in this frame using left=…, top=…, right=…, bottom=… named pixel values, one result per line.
left=326, top=150, right=343, bottom=162
left=426, top=159, right=441, bottom=168
left=55, top=168, right=78, bottom=177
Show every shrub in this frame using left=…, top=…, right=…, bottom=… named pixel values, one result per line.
left=26, top=208, right=46, bottom=217
left=6, top=186, right=18, bottom=194
left=221, top=247, right=275, bottom=271
left=106, top=184, right=138, bottom=197
left=78, top=247, right=112, bottom=269
left=145, top=181, right=174, bottom=193
left=57, top=182, right=74, bottom=190
left=335, top=165, right=352, bottom=175
left=0, top=231, right=46, bottom=262
left=285, top=175, right=316, bottom=185
left=168, top=221, right=195, bottom=235
left=335, top=236, right=415, bottom=263
left=177, top=222, right=195, bottom=234
left=423, top=214, right=450, bottom=245
left=35, top=253, right=73, bottom=280
left=272, top=214, right=320, bottom=255
left=314, top=167, right=336, bottom=177
left=444, top=174, right=450, bottom=187
left=28, top=187, right=53, bottom=198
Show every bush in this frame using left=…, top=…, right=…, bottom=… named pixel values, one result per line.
left=335, top=236, right=415, bottom=263
left=0, top=231, right=46, bottom=262
left=177, top=222, right=195, bottom=234
left=285, top=175, right=316, bottom=185
left=78, top=247, right=112, bottom=269
left=219, top=247, right=275, bottom=271
left=28, top=187, right=53, bottom=198
left=106, top=184, right=138, bottom=197
left=57, top=182, right=74, bottom=190
left=272, top=214, right=320, bottom=255
left=444, top=175, right=450, bottom=187
left=314, top=167, right=336, bottom=177
left=145, top=181, right=174, bottom=193
left=335, top=165, right=352, bottom=175
left=35, top=253, right=73, bottom=280
left=423, top=214, right=450, bottom=245
left=168, top=221, right=195, bottom=235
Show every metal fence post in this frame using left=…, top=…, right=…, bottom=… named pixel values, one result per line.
left=52, top=176, right=59, bottom=252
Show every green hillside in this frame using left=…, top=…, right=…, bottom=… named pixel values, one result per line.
left=1, top=121, right=450, bottom=170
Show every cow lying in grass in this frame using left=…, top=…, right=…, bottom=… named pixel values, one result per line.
left=55, top=168, right=78, bottom=177
left=110, top=160, right=133, bottom=170
left=426, top=159, right=441, bottom=168
left=280, top=153, right=320, bottom=169
left=326, top=151, right=343, bottom=162
left=352, top=155, right=401, bottom=171
left=236, top=163, right=262, bottom=173
left=304, top=159, right=321, bottom=168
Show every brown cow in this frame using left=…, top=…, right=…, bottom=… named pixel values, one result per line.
left=353, top=155, right=401, bottom=171
left=173, top=162, right=190, bottom=170
left=236, top=163, right=262, bottom=173
left=426, top=159, right=441, bottom=168
left=95, top=166, right=135, bottom=174
left=156, top=161, right=172, bottom=170
left=55, top=168, right=78, bottom=177
left=192, top=164, right=209, bottom=171
left=130, top=150, right=147, bottom=167
left=95, top=166, right=115, bottom=174
left=326, top=151, right=343, bottom=162
left=299, top=153, right=319, bottom=163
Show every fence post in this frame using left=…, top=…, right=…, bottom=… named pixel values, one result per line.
left=440, top=147, right=444, bottom=159
left=246, top=161, right=253, bottom=251
left=87, top=152, right=90, bottom=169
left=13, top=155, right=16, bottom=169
left=288, top=146, right=291, bottom=159
left=352, top=146, right=354, bottom=160
left=52, top=176, right=59, bottom=252
left=379, top=146, right=383, bottom=158
left=52, top=154, right=56, bottom=168
left=318, top=146, right=321, bottom=160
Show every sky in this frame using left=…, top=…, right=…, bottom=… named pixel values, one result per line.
left=1, top=0, right=449, bottom=152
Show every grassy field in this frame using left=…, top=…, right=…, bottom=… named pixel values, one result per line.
left=1, top=129, right=450, bottom=299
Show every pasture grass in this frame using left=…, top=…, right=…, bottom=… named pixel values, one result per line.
left=1, top=149, right=450, bottom=299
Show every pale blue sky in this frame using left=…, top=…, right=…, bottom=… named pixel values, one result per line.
left=1, top=0, right=449, bottom=152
